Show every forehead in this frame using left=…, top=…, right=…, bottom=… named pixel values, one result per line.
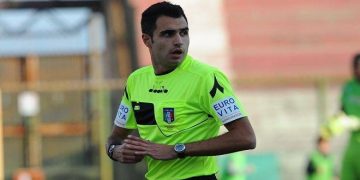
left=154, top=16, right=188, bottom=32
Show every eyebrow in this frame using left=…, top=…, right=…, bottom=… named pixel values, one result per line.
left=160, top=27, right=189, bottom=34
left=180, top=27, right=189, bottom=31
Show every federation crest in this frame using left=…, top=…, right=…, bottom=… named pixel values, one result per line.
left=163, top=108, right=175, bottom=124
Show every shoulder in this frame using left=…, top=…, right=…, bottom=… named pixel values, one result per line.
left=184, top=55, right=225, bottom=78
left=127, top=65, right=153, bottom=80
left=309, top=151, right=318, bottom=158
left=125, top=66, right=153, bottom=91
left=344, top=79, right=354, bottom=86
left=343, top=79, right=358, bottom=92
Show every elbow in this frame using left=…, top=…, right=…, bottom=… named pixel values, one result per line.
left=247, top=135, right=256, bottom=150
left=238, top=134, right=256, bottom=150
left=246, top=127, right=256, bottom=150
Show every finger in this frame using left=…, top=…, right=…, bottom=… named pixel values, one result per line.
left=127, top=135, right=149, bottom=143
left=124, top=138, right=149, bottom=147
left=120, top=157, right=140, bottom=164
left=124, top=143, right=148, bottom=151
left=134, top=155, right=144, bottom=161
left=122, top=154, right=138, bottom=161
left=119, top=146, right=148, bottom=158
left=134, top=151, right=148, bottom=156
left=116, top=143, right=145, bottom=154
left=119, top=154, right=144, bottom=163
left=127, top=135, right=142, bottom=140
left=121, top=148, right=144, bottom=156
left=120, top=146, right=149, bottom=156
left=122, top=159, right=143, bottom=163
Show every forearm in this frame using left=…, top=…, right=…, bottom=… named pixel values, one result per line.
left=107, top=128, right=127, bottom=145
left=123, top=118, right=256, bottom=160
left=107, top=134, right=124, bottom=146
left=106, top=126, right=133, bottom=153
left=185, top=130, right=255, bottom=156
left=106, top=127, right=146, bottom=163
left=185, top=119, right=256, bottom=156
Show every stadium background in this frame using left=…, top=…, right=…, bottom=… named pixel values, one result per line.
left=1, top=0, right=360, bottom=179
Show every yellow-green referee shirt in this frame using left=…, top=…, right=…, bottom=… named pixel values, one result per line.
left=114, top=55, right=247, bottom=180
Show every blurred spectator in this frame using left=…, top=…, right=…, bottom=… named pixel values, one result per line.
left=306, top=136, right=336, bottom=180
left=340, top=54, right=360, bottom=180
left=218, top=152, right=253, bottom=180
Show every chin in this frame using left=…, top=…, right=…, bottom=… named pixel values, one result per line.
left=169, top=56, right=183, bottom=63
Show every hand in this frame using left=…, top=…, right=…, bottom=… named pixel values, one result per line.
left=123, top=135, right=178, bottom=160
left=112, top=143, right=145, bottom=164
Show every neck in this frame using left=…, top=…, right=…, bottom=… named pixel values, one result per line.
left=154, top=66, right=177, bottom=75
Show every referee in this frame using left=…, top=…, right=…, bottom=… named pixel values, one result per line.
left=106, top=2, right=256, bottom=180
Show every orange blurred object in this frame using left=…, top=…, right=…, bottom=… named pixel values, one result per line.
left=13, top=168, right=45, bottom=180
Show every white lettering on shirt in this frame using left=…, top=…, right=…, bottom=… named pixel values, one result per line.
left=114, top=102, right=130, bottom=127
left=212, top=97, right=243, bottom=124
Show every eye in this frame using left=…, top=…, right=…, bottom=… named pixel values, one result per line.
left=164, top=32, right=172, bottom=37
left=180, top=29, right=188, bottom=36
left=161, top=30, right=175, bottom=37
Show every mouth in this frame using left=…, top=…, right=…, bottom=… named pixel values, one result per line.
left=170, top=48, right=183, bottom=55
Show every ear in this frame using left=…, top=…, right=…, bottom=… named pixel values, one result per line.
left=142, top=34, right=152, bottom=48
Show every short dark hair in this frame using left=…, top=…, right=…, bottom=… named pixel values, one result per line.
left=141, top=1, right=188, bottom=36
left=353, top=53, right=360, bottom=69
left=317, top=136, right=328, bottom=144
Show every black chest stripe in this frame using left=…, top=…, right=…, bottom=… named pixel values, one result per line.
left=131, top=102, right=157, bottom=125
left=209, top=75, right=224, bottom=98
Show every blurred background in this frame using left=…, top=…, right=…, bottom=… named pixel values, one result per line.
left=0, top=0, right=360, bottom=180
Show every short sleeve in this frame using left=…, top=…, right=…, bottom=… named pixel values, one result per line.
left=200, top=70, right=247, bottom=125
left=114, top=82, right=137, bottom=129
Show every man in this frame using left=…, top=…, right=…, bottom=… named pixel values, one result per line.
left=306, top=136, right=335, bottom=180
left=106, top=2, right=256, bottom=180
left=340, top=54, right=360, bottom=180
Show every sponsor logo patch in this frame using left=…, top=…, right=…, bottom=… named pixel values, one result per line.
left=163, top=108, right=175, bottom=124
left=115, top=102, right=130, bottom=126
left=212, top=97, right=242, bottom=123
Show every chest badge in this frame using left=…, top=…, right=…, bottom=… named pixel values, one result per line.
left=163, top=108, right=175, bottom=124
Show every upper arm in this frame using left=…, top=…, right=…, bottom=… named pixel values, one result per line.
left=224, top=117, right=255, bottom=137
left=224, top=117, right=256, bottom=149
left=114, top=80, right=138, bottom=129
left=201, top=70, right=248, bottom=125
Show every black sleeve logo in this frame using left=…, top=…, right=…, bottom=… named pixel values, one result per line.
left=124, top=86, right=129, bottom=100
left=209, top=75, right=224, bottom=98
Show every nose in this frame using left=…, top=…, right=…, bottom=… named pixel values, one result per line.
left=173, top=33, right=183, bottom=46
